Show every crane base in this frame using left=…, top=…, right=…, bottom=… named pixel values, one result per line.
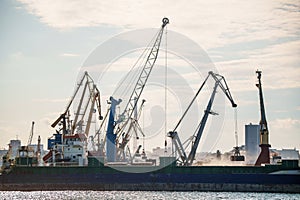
left=255, top=144, right=271, bottom=166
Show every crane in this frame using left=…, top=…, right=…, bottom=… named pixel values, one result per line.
left=51, top=71, right=103, bottom=137
left=254, top=70, right=271, bottom=166
left=27, top=121, right=35, bottom=146
left=168, top=71, right=237, bottom=165
left=106, top=17, right=169, bottom=162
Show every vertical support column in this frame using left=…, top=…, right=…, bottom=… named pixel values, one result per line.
left=106, top=97, right=122, bottom=162
left=254, top=70, right=271, bottom=166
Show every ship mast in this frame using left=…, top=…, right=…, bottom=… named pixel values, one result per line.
left=254, top=70, right=271, bottom=166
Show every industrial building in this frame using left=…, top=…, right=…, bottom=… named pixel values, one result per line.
left=245, top=123, right=260, bottom=165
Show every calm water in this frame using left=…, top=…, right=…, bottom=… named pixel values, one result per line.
left=0, top=191, right=299, bottom=200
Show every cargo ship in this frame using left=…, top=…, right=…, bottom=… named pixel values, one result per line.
left=0, top=157, right=299, bottom=192
left=1, top=18, right=299, bottom=192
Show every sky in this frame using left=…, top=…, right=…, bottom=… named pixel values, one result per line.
left=0, top=0, right=299, bottom=153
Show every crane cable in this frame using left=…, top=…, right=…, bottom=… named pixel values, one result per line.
left=112, top=28, right=161, bottom=98
left=164, top=25, right=168, bottom=152
left=234, top=107, right=238, bottom=147
left=172, top=74, right=210, bottom=132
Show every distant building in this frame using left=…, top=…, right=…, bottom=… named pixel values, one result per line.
left=245, top=123, right=260, bottom=165
left=151, top=147, right=172, bottom=157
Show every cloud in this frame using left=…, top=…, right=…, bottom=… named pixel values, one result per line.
left=268, top=118, right=300, bottom=149
left=270, top=118, right=300, bottom=130
left=17, top=0, right=300, bottom=48
left=215, top=39, right=300, bottom=91
left=16, top=0, right=300, bottom=91
left=15, top=0, right=299, bottom=97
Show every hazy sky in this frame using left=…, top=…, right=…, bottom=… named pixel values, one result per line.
left=0, top=0, right=299, bottom=153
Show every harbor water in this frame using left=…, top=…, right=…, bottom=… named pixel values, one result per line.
left=0, top=191, right=299, bottom=200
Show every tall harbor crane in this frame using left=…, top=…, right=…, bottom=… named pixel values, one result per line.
left=106, top=18, right=169, bottom=162
left=168, top=71, right=237, bottom=165
left=255, top=70, right=271, bottom=166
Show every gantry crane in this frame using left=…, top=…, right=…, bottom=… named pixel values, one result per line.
left=255, top=70, right=271, bottom=166
left=168, top=71, right=237, bottom=165
left=106, top=18, right=169, bottom=162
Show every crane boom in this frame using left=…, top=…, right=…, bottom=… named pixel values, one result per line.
left=27, top=121, right=35, bottom=146
left=51, top=72, right=89, bottom=128
left=85, top=84, right=97, bottom=136
left=186, top=79, right=219, bottom=165
left=72, top=81, right=89, bottom=134
left=116, top=18, right=169, bottom=132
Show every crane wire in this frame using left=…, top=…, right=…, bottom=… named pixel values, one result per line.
left=114, top=31, right=159, bottom=138
left=112, top=48, right=147, bottom=98
left=112, top=29, right=160, bottom=98
left=234, top=107, right=238, bottom=147
left=164, top=25, right=168, bottom=153
left=172, top=74, right=210, bottom=132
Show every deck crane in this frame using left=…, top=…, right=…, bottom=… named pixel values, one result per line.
left=255, top=70, right=271, bottom=166
left=106, top=17, right=169, bottom=162
left=51, top=71, right=103, bottom=136
left=168, top=71, right=237, bottom=166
